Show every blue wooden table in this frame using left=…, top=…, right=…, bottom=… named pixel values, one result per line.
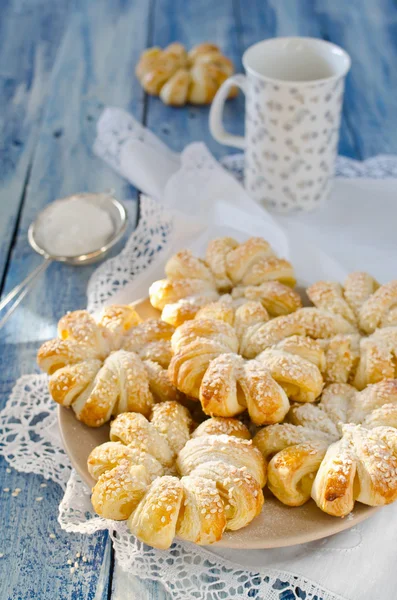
left=1, top=1, right=397, bottom=598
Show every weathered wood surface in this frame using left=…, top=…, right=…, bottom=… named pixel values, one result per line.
left=0, top=0, right=396, bottom=598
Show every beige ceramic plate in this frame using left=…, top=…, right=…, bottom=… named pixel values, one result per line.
left=58, top=298, right=377, bottom=549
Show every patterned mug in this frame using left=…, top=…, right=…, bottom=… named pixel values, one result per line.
left=209, top=37, right=351, bottom=212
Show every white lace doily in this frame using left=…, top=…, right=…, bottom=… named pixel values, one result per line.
left=1, top=151, right=397, bottom=600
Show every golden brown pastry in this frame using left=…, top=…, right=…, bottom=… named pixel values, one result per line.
left=89, top=408, right=265, bottom=549
left=122, top=319, right=175, bottom=368
left=257, top=348, right=324, bottom=403
left=268, top=274, right=397, bottom=389
left=89, top=402, right=192, bottom=525
left=242, top=307, right=357, bottom=359
left=199, top=354, right=291, bottom=425
left=232, top=282, right=302, bottom=317
left=177, top=433, right=266, bottom=487
left=191, top=416, right=251, bottom=439
left=168, top=308, right=325, bottom=424
left=205, top=237, right=239, bottom=290
left=307, top=273, right=397, bottom=334
left=149, top=278, right=217, bottom=311
left=37, top=305, right=180, bottom=427
left=160, top=69, right=190, bottom=106
left=137, top=43, right=187, bottom=96
left=161, top=292, right=221, bottom=327
left=136, top=42, right=236, bottom=106
left=254, top=380, right=397, bottom=516
left=165, top=249, right=215, bottom=283
left=312, top=424, right=397, bottom=516
left=319, top=327, right=397, bottom=389
left=150, top=236, right=299, bottom=324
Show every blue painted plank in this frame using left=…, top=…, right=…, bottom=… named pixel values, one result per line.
left=0, top=0, right=148, bottom=339
left=144, top=0, right=245, bottom=158
left=0, top=0, right=152, bottom=598
left=312, top=0, right=397, bottom=158
left=0, top=0, right=72, bottom=282
left=0, top=344, right=112, bottom=600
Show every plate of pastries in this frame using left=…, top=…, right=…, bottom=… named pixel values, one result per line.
left=37, top=236, right=397, bottom=549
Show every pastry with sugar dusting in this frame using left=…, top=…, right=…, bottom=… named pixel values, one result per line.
left=88, top=402, right=265, bottom=548
left=37, top=305, right=181, bottom=427
left=149, top=236, right=301, bottom=326
left=254, top=379, right=397, bottom=516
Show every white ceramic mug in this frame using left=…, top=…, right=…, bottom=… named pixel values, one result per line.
left=210, top=37, right=351, bottom=212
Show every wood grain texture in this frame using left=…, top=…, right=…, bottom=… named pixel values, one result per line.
left=144, top=0, right=245, bottom=157
left=112, top=563, right=172, bottom=600
left=311, top=0, right=397, bottom=158
left=1, top=0, right=397, bottom=598
left=0, top=0, right=149, bottom=598
left=0, top=0, right=72, bottom=285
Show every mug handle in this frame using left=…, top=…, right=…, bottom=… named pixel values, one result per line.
left=209, top=74, right=246, bottom=149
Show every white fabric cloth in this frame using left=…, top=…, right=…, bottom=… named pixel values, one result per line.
left=222, top=152, right=397, bottom=283
left=1, top=106, right=397, bottom=600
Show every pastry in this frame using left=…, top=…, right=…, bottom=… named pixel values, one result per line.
left=307, top=274, right=397, bottom=333
left=150, top=237, right=300, bottom=326
left=136, top=42, right=236, bottom=106
left=231, top=281, right=302, bottom=318
left=168, top=300, right=325, bottom=424
left=88, top=404, right=265, bottom=548
left=241, top=273, right=397, bottom=388
left=253, top=379, right=397, bottom=516
left=37, top=305, right=181, bottom=427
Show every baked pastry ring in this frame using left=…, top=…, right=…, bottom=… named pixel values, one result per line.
left=245, top=272, right=397, bottom=389
left=149, top=237, right=301, bottom=326
left=254, top=379, right=397, bottom=516
left=88, top=403, right=265, bottom=548
left=37, top=305, right=181, bottom=427
left=307, top=273, right=397, bottom=334
left=136, top=42, right=236, bottom=106
left=169, top=299, right=326, bottom=424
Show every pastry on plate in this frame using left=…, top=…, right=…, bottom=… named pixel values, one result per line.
left=253, top=379, right=397, bottom=516
left=168, top=299, right=325, bottom=424
left=88, top=402, right=265, bottom=548
left=149, top=236, right=301, bottom=326
left=37, top=305, right=181, bottom=427
left=243, top=273, right=397, bottom=388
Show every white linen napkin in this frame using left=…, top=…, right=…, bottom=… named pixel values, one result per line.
left=94, top=107, right=397, bottom=600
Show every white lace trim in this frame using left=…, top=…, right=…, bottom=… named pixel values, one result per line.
left=1, top=152, right=397, bottom=600
left=87, top=196, right=173, bottom=312
left=0, top=374, right=71, bottom=488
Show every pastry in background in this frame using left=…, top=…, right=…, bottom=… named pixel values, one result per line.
left=136, top=42, right=237, bottom=106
